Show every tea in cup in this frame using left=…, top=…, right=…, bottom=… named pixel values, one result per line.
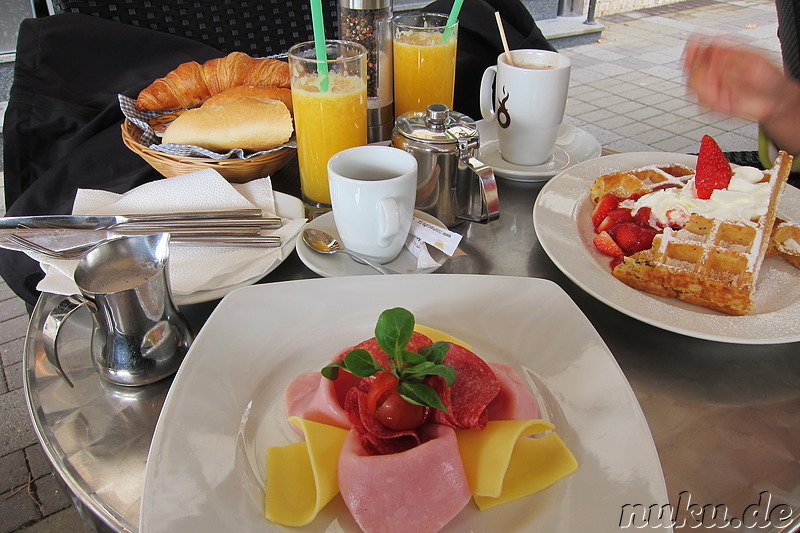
left=328, top=145, right=417, bottom=264
left=479, top=50, right=571, bottom=166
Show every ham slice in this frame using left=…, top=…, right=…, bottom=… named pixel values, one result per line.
left=486, top=362, right=539, bottom=420
left=284, top=371, right=352, bottom=429
left=338, top=424, right=471, bottom=533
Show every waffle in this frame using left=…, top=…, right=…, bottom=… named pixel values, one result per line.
left=770, top=219, right=800, bottom=269
left=590, top=163, right=695, bottom=204
left=611, top=151, right=793, bottom=315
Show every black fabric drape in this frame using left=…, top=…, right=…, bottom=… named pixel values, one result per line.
left=1, top=13, right=224, bottom=305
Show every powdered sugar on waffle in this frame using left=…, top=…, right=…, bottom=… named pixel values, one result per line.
left=774, top=221, right=800, bottom=255
left=656, top=217, right=763, bottom=279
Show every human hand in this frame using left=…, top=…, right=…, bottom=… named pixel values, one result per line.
left=684, top=36, right=800, bottom=155
left=683, top=37, right=786, bottom=122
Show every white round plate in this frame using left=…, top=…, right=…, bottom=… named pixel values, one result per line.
left=174, top=191, right=304, bottom=305
left=141, top=275, right=668, bottom=533
left=296, top=210, right=447, bottom=277
left=533, top=152, right=800, bottom=344
left=476, top=120, right=601, bottom=182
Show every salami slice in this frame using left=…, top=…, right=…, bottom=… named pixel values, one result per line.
left=344, top=383, right=423, bottom=455
left=429, top=343, right=500, bottom=429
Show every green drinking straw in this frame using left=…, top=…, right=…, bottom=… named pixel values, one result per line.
left=442, top=0, right=464, bottom=42
left=310, top=0, right=330, bottom=91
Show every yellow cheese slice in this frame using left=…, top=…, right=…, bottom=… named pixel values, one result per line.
left=264, top=417, right=349, bottom=526
left=456, top=419, right=578, bottom=510
left=414, top=324, right=472, bottom=349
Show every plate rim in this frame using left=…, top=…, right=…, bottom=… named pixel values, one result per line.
left=140, top=274, right=670, bottom=533
left=533, top=151, right=800, bottom=344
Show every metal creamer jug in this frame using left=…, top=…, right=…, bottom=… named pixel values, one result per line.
left=392, top=104, right=500, bottom=227
left=41, top=233, right=193, bottom=387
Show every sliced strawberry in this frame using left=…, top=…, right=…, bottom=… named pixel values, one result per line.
left=694, top=135, right=732, bottom=199
left=593, top=230, right=623, bottom=257
left=633, top=206, right=654, bottom=227
left=591, top=194, right=618, bottom=230
left=597, top=216, right=617, bottom=233
left=607, top=208, right=634, bottom=224
left=598, top=207, right=636, bottom=232
left=609, top=222, right=657, bottom=255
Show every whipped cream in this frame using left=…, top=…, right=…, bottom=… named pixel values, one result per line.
left=623, top=166, right=768, bottom=227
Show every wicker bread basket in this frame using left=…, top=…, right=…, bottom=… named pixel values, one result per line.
left=121, top=119, right=296, bottom=184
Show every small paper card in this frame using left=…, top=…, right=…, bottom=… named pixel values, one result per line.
left=404, top=216, right=463, bottom=268
left=409, top=217, right=462, bottom=256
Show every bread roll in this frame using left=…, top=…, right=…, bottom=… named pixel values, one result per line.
left=202, top=85, right=294, bottom=115
left=162, top=98, right=293, bottom=152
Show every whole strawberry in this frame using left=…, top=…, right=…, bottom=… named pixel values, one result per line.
left=694, top=135, right=732, bottom=199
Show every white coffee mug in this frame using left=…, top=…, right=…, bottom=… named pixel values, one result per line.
left=328, top=145, right=418, bottom=264
left=479, top=49, right=571, bottom=166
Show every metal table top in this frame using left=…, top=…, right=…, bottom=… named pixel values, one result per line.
left=24, top=172, right=800, bottom=532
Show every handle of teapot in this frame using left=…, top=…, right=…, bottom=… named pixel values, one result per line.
left=457, top=155, right=500, bottom=224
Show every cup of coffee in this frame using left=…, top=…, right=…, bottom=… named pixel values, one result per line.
left=328, top=145, right=417, bottom=264
left=479, top=50, right=571, bottom=166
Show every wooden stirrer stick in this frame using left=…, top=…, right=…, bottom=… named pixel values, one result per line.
left=494, top=11, right=515, bottom=66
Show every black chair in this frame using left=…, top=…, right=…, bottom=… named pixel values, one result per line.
left=48, top=0, right=339, bottom=56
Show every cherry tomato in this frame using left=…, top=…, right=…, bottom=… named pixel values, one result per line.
left=367, top=372, right=398, bottom=414
left=366, top=372, right=426, bottom=431
left=376, top=388, right=427, bottom=431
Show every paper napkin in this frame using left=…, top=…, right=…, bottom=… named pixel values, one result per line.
left=31, top=169, right=305, bottom=298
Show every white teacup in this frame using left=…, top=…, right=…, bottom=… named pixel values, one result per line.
left=328, top=145, right=418, bottom=264
left=479, top=50, right=571, bottom=166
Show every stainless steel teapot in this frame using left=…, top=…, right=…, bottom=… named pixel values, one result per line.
left=392, top=104, right=500, bottom=227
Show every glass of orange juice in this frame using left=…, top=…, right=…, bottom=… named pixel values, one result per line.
left=289, top=41, right=368, bottom=216
left=392, top=13, right=458, bottom=118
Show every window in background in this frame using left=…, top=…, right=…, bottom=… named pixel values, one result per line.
left=1, top=0, right=36, bottom=54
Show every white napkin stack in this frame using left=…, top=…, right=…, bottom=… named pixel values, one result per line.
left=32, top=169, right=305, bottom=298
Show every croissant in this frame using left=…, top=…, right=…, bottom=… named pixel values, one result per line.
left=135, top=52, right=291, bottom=111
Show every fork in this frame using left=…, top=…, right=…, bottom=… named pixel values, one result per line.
left=8, top=232, right=282, bottom=260
left=8, top=234, right=109, bottom=260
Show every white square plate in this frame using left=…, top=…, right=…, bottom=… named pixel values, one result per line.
left=141, top=275, right=669, bottom=532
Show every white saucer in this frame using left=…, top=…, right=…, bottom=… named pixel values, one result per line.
left=296, top=210, right=447, bottom=277
left=476, top=120, right=601, bottom=182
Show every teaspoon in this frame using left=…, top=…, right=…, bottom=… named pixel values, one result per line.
left=301, top=228, right=400, bottom=275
